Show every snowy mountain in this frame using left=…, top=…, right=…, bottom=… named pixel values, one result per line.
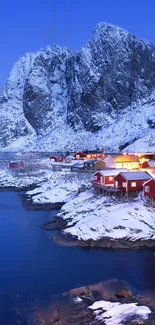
left=1, top=22, right=155, bottom=151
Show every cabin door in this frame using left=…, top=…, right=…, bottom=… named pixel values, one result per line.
left=101, top=176, right=104, bottom=184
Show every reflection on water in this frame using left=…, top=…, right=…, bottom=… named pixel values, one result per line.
left=0, top=191, right=155, bottom=324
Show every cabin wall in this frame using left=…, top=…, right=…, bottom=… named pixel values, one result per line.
left=93, top=172, right=101, bottom=182
left=127, top=180, right=147, bottom=191
left=104, top=176, right=114, bottom=185
left=114, top=174, right=127, bottom=190
left=95, top=161, right=106, bottom=170
left=144, top=180, right=155, bottom=198
left=104, top=156, right=115, bottom=168
left=115, top=162, right=139, bottom=169
left=74, top=152, right=86, bottom=159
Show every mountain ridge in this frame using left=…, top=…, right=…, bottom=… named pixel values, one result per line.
left=0, top=22, right=155, bottom=152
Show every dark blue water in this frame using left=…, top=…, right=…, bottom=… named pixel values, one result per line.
left=0, top=191, right=155, bottom=324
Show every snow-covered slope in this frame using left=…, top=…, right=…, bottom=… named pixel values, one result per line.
left=1, top=22, right=155, bottom=151
left=56, top=189, right=155, bottom=247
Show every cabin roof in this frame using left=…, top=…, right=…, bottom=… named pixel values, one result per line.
left=144, top=178, right=155, bottom=185
left=84, top=159, right=98, bottom=164
left=148, top=160, right=155, bottom=164
left=71, top=162, right=84, bottom=168
left=74, top=151, right=86, bottom=155
left=94, top=168, right=128, bottom=177
left=50, top=153, right=64, bottom=158
left=118, top=171, right=151, bottom=181
left=10, top=161, right=22, bottom=164
left=83, top=150, right=101, bottom=154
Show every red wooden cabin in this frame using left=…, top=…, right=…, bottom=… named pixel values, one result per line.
left=50, top=155, right=65, bottom=163
left=140, top=161, right=149, bottom=169
left=74, top=151, right=105, bottom=160
left=92, top=169, right=128, bottom=187
left=144, top=179, right=155, bottom=198
left=9, top=161, right=24, bottom=169
left=74, top=152, right=87, bottom=159
left=114, top=171, right=151, bottom=192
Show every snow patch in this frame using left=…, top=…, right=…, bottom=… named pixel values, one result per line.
left=89, top=300, right=151, bottom=325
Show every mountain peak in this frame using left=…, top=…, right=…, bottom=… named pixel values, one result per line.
left=93, top=21, right=129, bottom=38
left=0, top=22, right=155, bottom=151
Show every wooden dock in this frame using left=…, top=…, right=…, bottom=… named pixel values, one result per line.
left=93, top=182, right=122, bottom=196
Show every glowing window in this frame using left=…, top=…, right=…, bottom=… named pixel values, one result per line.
left=115, top=181, right=118, bottom=187
left=131, top=182, right=136, bottom=187
left=122, top=182, right=127, bottom=187
left=145, top=186, right=150, bottom=193
left=76, top=155, right=80, bottom=158
left=109, top=177, right=113, bottom=181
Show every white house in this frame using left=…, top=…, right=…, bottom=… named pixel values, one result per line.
left=104, top=154, right=139, bottom=170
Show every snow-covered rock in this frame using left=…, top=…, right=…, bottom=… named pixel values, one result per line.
left=27, top=171, right=92, bottom=205
left=56, top=190, right=155, bottom=246
left=0, top=167, right=52, bottom=189
left=1, top=22, right=155, bottom=151
left=89, top=300, right=151, bottom=325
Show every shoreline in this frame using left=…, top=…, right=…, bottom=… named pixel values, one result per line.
left=43, top=214, right=155, bottom=249
left=1, top=181, right=155, bottom=250
left=51, top=232, right=155, bottom=249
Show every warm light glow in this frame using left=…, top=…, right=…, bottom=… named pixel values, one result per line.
left=140, top=158, right=147, bottom=163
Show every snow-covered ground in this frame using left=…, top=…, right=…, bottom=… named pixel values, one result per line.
left=89, top=300, right=151, bottom=325
left=0, top=168, right=45, bottom=188
left=56, top=189, right=155, bottom=244
left=27, top=171, right=92, bottom=205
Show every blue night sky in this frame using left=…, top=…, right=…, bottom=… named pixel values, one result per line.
left=0, top=0, right=155, bottom=87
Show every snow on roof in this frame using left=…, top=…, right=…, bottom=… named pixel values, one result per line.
left=74, top=151, right=86, bottom=155
left=83, top=150, right=101, bottom=154
left=84, top=159, right=98, bottom=163
left=94, top=168, right=128, bottom=177
left=50, top=153, right=64, bottom=158
left=148, top=160, right=155, bottom=166
left=10, top=161, right=22, bottom=163
left=112, top=154, right=139, bottom=163
left=144, top=178, right=155, bottom=185
left=71, top=162, right=84, bottom=168
left=119, top=171, right=151, bottom=181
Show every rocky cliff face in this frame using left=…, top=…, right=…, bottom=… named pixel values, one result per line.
left=0, top=22, right=155, bottom=151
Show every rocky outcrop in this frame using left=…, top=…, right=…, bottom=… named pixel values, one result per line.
left=1, top=23, right=155, bottom=151
left=51, top=233, right=155, bottom=249
left=69, top=279, right=132, bottom=301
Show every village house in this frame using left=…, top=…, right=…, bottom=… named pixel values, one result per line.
left=9, top=161, right=24, bottom=169
left=104, top=154, right=139, bottom=169
left=114, top=171, right=151, bottom=192
left=74, top=152, right=87, bottom=160
left=84, top=159, right=106, bottom=171
left=71, top=162, right=84, bottom=172
left=49, top=154, right=65, bottom=163
left=144, top=178, right=155, bottom=199
left=139, top=160, right=149, bottom=169
left=74, top=151, right=105, bottom=160
left=92, top=168, right=128, bottom=186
